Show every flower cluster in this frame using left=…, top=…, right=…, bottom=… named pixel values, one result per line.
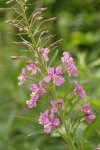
left=17, top=49, right=96, bottom=132
left=80, top=103, right=96, bottom=123
left=61, top=52, right=78, bottom=76
left=18, top=61, right=38, bottom=86
left=39, top=109, right=60, bottom=134
left=6, top=1, right=97, bottom=149
left=26, top=81, right=46, bottom=108
left=73, top=81, right=86, bottom=99
left=38, top=47, right=49, bottom=61
left=50, top=99, right=65, bottom=113
left=26, top=61, right=38, bottom=75
left=44, top=66, right=65, bottom=86
left=18, top=68, right=26, bottom=86
left=39, top=99, right=64, bottom=133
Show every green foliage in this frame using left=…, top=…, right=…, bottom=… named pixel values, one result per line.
left=0, top=0, right=100, bottom=149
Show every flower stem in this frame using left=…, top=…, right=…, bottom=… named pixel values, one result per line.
left=18, top=1, right=76, bottom=149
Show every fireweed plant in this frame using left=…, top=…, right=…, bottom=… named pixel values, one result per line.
left=3, top=0, right=98, bottom=149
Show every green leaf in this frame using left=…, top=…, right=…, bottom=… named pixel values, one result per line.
left=49, top=49, right=58, bottom=66
left=28, top=130, right=44, bottom=136
left=82, top=141, right=93, bottom=150
left=77, top=140, right=92, bottom=150
left=67, top=98, right=81, bottom=119
left=14, top=115, right=38, bottom=123
left=83, top=117, right=100, bottom=139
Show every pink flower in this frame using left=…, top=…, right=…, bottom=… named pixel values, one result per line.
left=80, top=103, right=93, bottom=115
left=26, top=81, right=46, bottom=108
left=39, top=47, right=49, bottom=61
left=50, top=101, right=57, bottom=113
left=39, top=110, right=60, bottom=134
left=26, top=61, right=38, bottom=75
left=73, top=81, right=86, bottom=99
left=80, top=103, right=96, bottom=123
left=44, top=66, right=65, bottom=86
left=30, top=81, right=46, bottom=99
left=50, top=99, right=64, bottom=113
left=96, top=148, right=100, bottom=150
left=18, top=68, right=26, bottom=86
left=86, top=114, right=96, bottom=123
left=67, top=64, right=77, bottom=76
left=61, top=52, right=73, bottom=65
left=39, top=109, right=49, bottom=125
left=26, top=97, right=37, bottom=108
left=56, top=99, right=63, bottom=104
left=57, top=99, right=65, bottom=110
left=61, top=52, right=78, bottom=76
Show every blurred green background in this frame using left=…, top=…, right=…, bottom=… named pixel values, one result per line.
left=0, top=0, right=100, bottom=150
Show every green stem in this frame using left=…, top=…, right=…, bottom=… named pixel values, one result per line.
left=59, top=108, right=76, bottom=150
left=18, top=1, right=75, bottom=149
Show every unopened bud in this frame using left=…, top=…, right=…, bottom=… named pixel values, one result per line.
left=35, top=17, right=43, bottom=20
left=5, top=20, right=12, bottom=23
left=10, top=56, right=27, bottom=60
left=41, top=30, right=49, bottom=35
left=48, top=17, right=57, bottom=22
left=36, top=7, right=48, bottom=11
left=25, top=6, right=28, bottom=10
left=0, top=8, right=15, bottom=11
left=19, top=28, right=23, bottom=31
left=5, top=20, right=16, bottom=23
left=50, top=39, right=62, bottom=47
left=13, top=41, right=33, bottom=48
left=32, top=11, right=42, bottom=18
left=24, top=27, right=28, bottom=32
left=6, top=0, right=14, bottom=4
left=46, top=35, right=53, bottom=39
left=11, top=24, right=19, bottom=28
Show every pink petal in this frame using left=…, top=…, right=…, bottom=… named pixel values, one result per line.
left=30, top=84, right=38, bottom=91
left=63, top=52, right=70, bottom=58
left=40, top=88, right=46, bottom=93
left=31, top=92, right=39, bottom=101
left=74, top=80, right=78, bottom=85
left=26, top=64, right=32, bottom=70
left=43, top=76, right=51, bottom=82
left=80, top=91, right=86, bottom=99
left=87, top=114, right=96, bottom=123
left=71, top=70, right=78, bottom=76
left=22, top=68, right=26, bottom=75
left=43, top=48, right=49, bottom=54
left=55, top=75, right=65, bottom=86
left=44, top=124, right=52, bottom=134
left=48, top=67, right=54, bottom=75
left=26, top=100, right=36, bottom=108
left=55, top=66, right=62, bottom=74
left=38, top=80, right=42, bottom=88
left=45, top=56, right=49, bottom=61
left=32, top=67, right=37, bottom=74
left=53, top=118, right=60, bottom=126
left=45, top=109, right=49, bottom=116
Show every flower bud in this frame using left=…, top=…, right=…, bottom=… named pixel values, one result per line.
left=50, top=39, right=62, bottom=47
left=35, top=17, right=43, bottom=20
left=36, top=7, right=48, bottom=11
left=10, top=56, right=27, bottom=60
left=48, top=17, right=57, bottom=22
left=6, top=0, right=14, bottom=4
left=41, top=30, right=49, bottom=36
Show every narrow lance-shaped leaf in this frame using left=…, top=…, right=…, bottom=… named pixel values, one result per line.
left=83, top=116, right=100, bottom=139
left=49, top=49, right=58, bottom=66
